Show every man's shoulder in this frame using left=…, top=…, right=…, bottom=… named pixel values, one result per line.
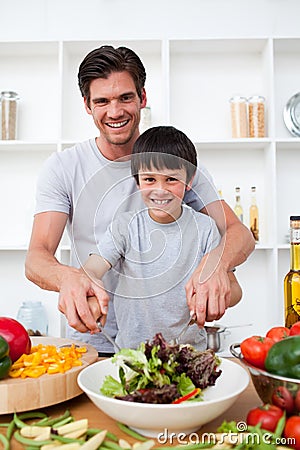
left=58, top=139, right=94, bottom=160
left=183, top=205, right=217, bottom=226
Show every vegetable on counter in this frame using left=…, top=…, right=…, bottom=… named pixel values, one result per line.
left=0, top=335, right=12, bottom=380
left=284, top=416, right=300, bottom=450
left=0, top=406, right=296, bottom=450
left=266, top=326, right=290, bottom=342
left=290, top=322, right=300, bottom=336
left=265, top=335, right=300, bottom=379
left=246, top=404, right=284, bottom=432
left=240, top=335, right=274, bottom=369
left=9, top=343, right=87, bottom=378
left=272, top=386, right=295, bottom=415
left=0, top=317, right=31, bottom=363
left=0, top=410, right=155, bottom=450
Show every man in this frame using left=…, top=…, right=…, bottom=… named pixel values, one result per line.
left=25, top=45, right=254, bottom=355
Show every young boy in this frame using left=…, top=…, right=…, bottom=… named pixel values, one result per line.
left=84, top=126, right=242, bottom=350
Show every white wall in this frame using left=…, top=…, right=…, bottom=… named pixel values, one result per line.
left=1, top=0, right=300, bottom=42
left=1, top=0, right=300, bottom=342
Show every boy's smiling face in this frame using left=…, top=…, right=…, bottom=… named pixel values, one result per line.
left=138, top=165, right=192, bottom=224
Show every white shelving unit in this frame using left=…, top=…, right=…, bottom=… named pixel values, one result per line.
left=1, top=36, right=299, bottom=346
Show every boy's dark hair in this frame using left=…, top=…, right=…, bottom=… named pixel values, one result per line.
left=131, top=126, right=197, bottom=185
left=78, top=45, right=146, bottom=107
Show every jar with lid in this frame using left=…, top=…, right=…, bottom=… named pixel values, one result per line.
left=17, top=301, right=48, bottom=336
left=140, top=106, right=152, bottom=133
left=1, top=91, right=19, bottom=140
left=248, top=95, right=265, bottom=138
left=229, top=96, right=248, bottom=138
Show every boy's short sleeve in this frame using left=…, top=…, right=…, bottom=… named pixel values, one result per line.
left=96, top=215, right=129, bottom=267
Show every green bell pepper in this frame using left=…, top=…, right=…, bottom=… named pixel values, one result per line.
left=265, top=335, right=300, bottom=379
left=0, top=335, right=12, bottom=379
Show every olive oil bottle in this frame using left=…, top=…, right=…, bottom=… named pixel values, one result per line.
left=234, top=187, right=243, bottom=222
left=284, top=216, right=300, bottom=328
left=249, top=186, right=259, bottom=242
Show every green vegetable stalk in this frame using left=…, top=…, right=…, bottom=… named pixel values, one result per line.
left=265, top=335, right=300, bottom=379
left=0, top=335, right=12, bottom=379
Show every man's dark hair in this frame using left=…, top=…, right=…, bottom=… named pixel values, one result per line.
left=78, top=45, right=146, bottom=107
left=131, top=126, right=197, bottom=185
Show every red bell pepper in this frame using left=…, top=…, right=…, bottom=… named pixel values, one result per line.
left=172, top=388, right=201, bottom=404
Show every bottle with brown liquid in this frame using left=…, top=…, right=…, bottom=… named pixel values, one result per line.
left=284, top=216, right=300, bottom=328
left=234, top=187, right=243, bottom=222
left=249, top=186, right=259, bottom=242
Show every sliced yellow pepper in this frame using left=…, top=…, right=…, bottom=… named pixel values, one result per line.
left=9, top=344, right=86, bottom=379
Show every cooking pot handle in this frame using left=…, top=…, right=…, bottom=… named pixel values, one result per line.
left=229, top=342, right=242, bottom=360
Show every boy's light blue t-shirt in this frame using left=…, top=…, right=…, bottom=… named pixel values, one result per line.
left=96, top=205, right=221, bottom=350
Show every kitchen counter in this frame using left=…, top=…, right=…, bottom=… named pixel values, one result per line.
left=0, top=362, right=261, bottom=449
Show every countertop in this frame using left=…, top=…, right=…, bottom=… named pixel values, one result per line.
left=0, top=358, right=261, bottom=449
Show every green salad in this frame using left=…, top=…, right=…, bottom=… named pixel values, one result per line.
left=101, top=333, right=221, bottom=404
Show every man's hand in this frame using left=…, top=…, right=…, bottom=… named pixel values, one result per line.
left=58, top=267, right=109, bottom=333
left=185, top=252, right=231, bottom=327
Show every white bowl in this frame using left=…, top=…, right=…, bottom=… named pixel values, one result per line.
left=77, top=357, right=249, bottom=438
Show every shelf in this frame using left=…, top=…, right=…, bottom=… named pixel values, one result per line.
left=195, top=138, right=271, bottom=149
left=0, top=35, right=300, bottom=340
left=275, top=138, right=300, bottom=149
left=0, top=245, right=28, bottom=251
left=0, top=141, right=57, bottom=151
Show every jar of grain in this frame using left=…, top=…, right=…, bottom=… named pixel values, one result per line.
left=248, top=95, right=265, bottom=138
left=1, top=91, right=19, bottom=140
left=229, top=96, right=248, bottom=138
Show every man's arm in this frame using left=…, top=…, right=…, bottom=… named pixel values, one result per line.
left=25, top=212, right=109, bottom=333
left=228, top=270, right=242, bottom=307
left=185, top=200, right=255, bottom=326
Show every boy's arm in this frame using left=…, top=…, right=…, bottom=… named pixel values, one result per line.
left=83, top=253, right=112, bottom=280
left=81, top=254, right=112, bottom=327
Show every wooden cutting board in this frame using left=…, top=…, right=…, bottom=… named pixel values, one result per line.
left=0, top=336, right=98, bottom=414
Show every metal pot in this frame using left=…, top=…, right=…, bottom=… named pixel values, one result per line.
left=205, top=325, right=228, bottom=352
left=205, top=323, right=253, bottom=352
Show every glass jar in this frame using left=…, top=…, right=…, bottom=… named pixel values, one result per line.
left=229, top=96, right=248, bottom=138
left=1, top=91, right=19, bottom=140
left=17, top=301, right=48, bottom=336
left=248, top=95, right=265, bottom=138
left=140, top=106, right=152, bottom=133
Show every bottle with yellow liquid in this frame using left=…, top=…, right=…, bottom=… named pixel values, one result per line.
left=234, top=187, right=243, bottom=222
left=284, top=216, right=300, bottom=328
left=249, top=186, right=259, bottom=242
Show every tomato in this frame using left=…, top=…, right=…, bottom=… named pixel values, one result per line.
left=266, top=326, right=290, bottom=342
left=290, top=322, right=300, bottom=336
left=246, top=404, right=284, bottom=432
left=294, top=390, right=300, bottom=412
left=271, top=386, right=294, bottom=415
left=0, top=317, right=31, bottom=362
left=284, top=416, right=300, bottom=450
left=240, top=335, right=274, bottom=369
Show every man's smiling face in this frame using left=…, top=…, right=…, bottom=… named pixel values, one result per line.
left=85, top=71, right=146, bottom=156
